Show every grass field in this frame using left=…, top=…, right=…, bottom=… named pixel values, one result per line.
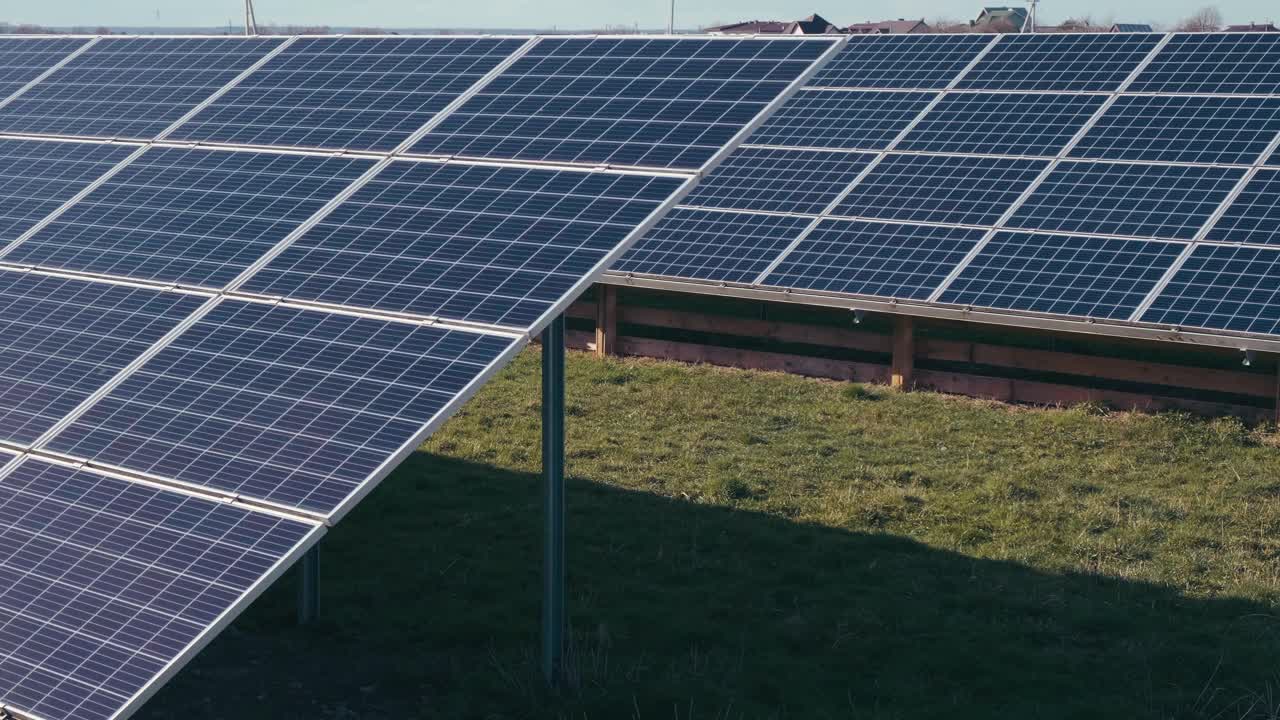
left=142, top=348, right=1280, bottom=720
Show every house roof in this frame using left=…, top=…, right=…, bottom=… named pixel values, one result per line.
left=705, top=13, right=839, bottom=34
left=846, top=18, right=929, bottom=34
left=704, top=19, right=791, bottom=33
left=1226, top=22, right=1279, bottom=31
left=1111, top=23, right=1154, bottom=31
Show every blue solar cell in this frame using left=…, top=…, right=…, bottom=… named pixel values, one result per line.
left=5, top=147, right=372, bottom=287
left=0, top=270, right=203, bottom=446
left=170, top=37, right=525, bottom=152
left=746, top=90, right=937, bottom=150
left=763, top=220, right=984, bottom=299
left=957, top=33, right=1161, bottom=91
left=1140, top=244, right=1280, bottom=335
left=0, top=38, right=88, bottom=99
left=0, top=37, right=282, bottom=140
left=1071, top=95, right=1280, bottom=166
left=1206, top=169, right=1280, bottom=245
left=681, top=147, right=875, bottom=215
left=896, top=92, right=1107, bottom=157
left=411, top=37, right=834, bottom=169
left=1007, top=161, right=1243, bottom=240
left=1130, top=33, right=1280, bottom=94
left=0, top=458, right=314, bottom=720
left=242, top=160, right=683, bottom=328
left=808, top=34, right=993, bottom=89
left=614, top=208, right=812, bottom=284
left=46, top=300, right=515, bottom=516
left=832, top=154, right=1048, bottom=226
left=940, top=232, right=1184, bottom=319
left=0, top=138, right=134, bottom=247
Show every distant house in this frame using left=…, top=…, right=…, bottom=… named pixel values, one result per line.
left=973, top=6, right=1029, bottom=31
left=1226, top=22, right=1279, bottom=31
left=847, top=18, right=930, bottom=34
left=1110, top=23, right=1154, bottom=32
left=706, top=13, right=841, bottom=35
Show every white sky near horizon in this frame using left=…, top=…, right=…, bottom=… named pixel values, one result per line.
left=6, top=0, right=1275, bottom=31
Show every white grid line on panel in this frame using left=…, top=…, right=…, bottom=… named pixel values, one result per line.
left=747, top=33, right=1005, bottom=286
left=924, top=32, right=1176, bottom=304
left=0, top=38, right=99, bottom=113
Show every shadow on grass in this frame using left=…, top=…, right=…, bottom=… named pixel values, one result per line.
left=142, top=452, right=1280, bottom=720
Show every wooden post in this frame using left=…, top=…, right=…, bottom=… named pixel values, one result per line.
left=594, top=285, right=617, bottom=358
left=891, top=316, right=915, bottom=390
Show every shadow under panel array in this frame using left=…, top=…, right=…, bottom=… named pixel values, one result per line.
left=612, top=30, right=1280, bottom=347
left=0, top=32, right=833, bottom=720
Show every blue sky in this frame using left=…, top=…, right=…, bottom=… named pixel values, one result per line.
left=8, top=0, right=1271, bottom=31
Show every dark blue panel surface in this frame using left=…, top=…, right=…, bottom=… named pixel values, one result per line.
left=0, top=459, right=312, bottom=720
left=1206, top=169, right=1280, bottom=245
left=1141, top=244, right=1280, bottom=335
left=940, top=232, right=1183, bottom=320
left=763, top=220, right=983, bottom=300
left=0, top=37, right=282, bottom=140
left=1007, top=161, right=1242, bottom=240
left=0, top=271, right=203, bottom=445
left=832, top=154, right=1048, bottom=226
left=6, top=147, right=372, bottom=287
left=0, top=138, right=134, bottom=246
left=957, top=33, right=1161, bottom=91
left=809, top=34, right=993, bottom=89
left=411, top=37, right=833, bottom=169
left=46, top=301, right=515, bottom=515
left=615, top=208, right=811, bottom=284
left=170, top=37, right=524, bottom=152
left=1130, top=33, right=1280, bottom=94
left=682, top=147, right=875, bottom=215
left=1071, top=95, right=1280, bottom=166
left=243, top=161, right=683, bottom=328
left=0, top=38, right=88, bottom=99
left=896, top=92, right=1107, bottom=157
left=746, top=89, right=937, bottom=150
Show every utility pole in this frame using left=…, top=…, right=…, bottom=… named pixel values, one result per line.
left=244, top=0, right=258, bottom=36
left=1024, top=0, right=1038, bottom=32
left=667, top=0, right=675, bottom=34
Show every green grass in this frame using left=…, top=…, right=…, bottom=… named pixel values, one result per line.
left=143, top=348, right=1280, bottom=720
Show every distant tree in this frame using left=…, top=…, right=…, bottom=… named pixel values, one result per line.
left=1176, top=6, right=1223, bottom=31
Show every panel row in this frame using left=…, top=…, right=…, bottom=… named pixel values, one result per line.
left=0, top=36, right=833, bottom=170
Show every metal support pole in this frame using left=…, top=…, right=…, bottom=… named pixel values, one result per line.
left=541, top=315, right=566, bottom=687
left=298, top=545, right=319, bottom=625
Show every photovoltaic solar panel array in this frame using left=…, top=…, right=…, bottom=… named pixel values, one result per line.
left=0, top=32, right=840, bottom=720
left=613, top=31, right=1280, bottom=346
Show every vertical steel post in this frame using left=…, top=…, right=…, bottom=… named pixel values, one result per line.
left=298, top=545, right=319, bottom=625
left=541, top=315, right=566, bottom=687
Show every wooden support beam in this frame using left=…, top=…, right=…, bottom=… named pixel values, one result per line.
left=891, top=316, right=915, bottom=390
left=594, top=285, right=617, bottom=358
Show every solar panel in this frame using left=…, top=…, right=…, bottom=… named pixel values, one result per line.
left=45, top=300, right=516, bottom=516
left=242, top=160, right=684, bottom=328
left=1070, top=95, right=1280, bottom=166
left=1129, top=32, right=1280, bottom=94
left=1140, top=244, right=1280, bottom=334
left=939, top=232, right=1184, bottom=320
left=0, top=38, right=87, bottom=101
left=1005, top=161, right=1243, bottom=240
left=613, top=208, right=812, bottom=284
left=169, top=37, right=526, bottom=152
left=808, top=34, right=992, bottom=89
left=3, top=146, right=373, bottom=288
left=956, top=33, right=1161, bottom=91
left=679, top=147, right=875, bottom=215
left=763, top=220, right=984, bottom=299
left=0, top=457, right=317, bottom=720
left=0, top=138, right=135, bottom=247
left=895, top=92, right=1108, bottom=157
left=831, top=154, right=1048, bottom=227
left=745, top=90, right=937, bottom=151
left=0, top=270, right=204, bottom=445
left=1203, top=169, right=1280, bottom=246
left=410, top=37, right=835, bottom=169
left=0, top=37, right=283, bottom=140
